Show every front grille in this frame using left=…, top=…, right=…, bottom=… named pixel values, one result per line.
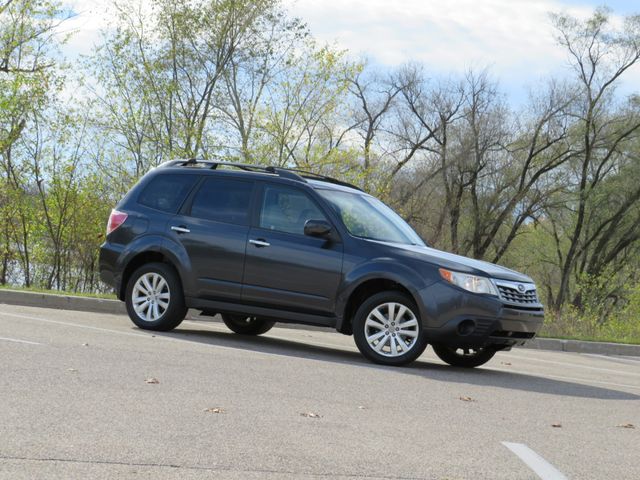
left=497, top=284, right=538, bottom=305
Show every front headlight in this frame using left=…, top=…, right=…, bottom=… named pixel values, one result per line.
left=439, top=268, right=499, bottom=296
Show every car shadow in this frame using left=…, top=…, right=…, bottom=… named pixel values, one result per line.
left=151, top=326, right=640, bottom=401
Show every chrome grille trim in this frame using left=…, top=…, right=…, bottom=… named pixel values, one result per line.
left=493, top=280, right=539, bottom=305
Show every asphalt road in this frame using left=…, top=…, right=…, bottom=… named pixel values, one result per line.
left=0, top=304, right=639, bottom=480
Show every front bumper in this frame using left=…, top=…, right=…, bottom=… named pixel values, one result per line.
left=418, top=281, right=544, bottom=349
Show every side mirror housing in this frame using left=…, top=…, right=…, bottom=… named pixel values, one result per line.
left=304, top=219, right=332, bottom=238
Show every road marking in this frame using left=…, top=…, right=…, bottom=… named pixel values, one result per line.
left=0, top=336, right=42, bottom=345
left=486, top=365, right=640, bottom=391
left=0, top=311, right=352, bottom=360
left=2, top=310, right=640, bottom=392
left=503, top=352, right=640, bottom=377
left=502, top=442, right=568, bottom=480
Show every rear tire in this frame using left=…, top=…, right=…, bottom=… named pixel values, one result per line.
left=221, top=314, right=275, bottom=335
left=431, top=343, right=496, bottom=368
left=352, top=291, right=428, bottom=366
left=125, top=262, right=187, bottom=331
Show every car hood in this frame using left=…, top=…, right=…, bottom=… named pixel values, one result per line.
left=384, top=242, right=534, bottom=283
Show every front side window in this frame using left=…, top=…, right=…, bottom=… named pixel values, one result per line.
left=259, top=185, right=328, bottom=235
left=189, top=177, right=253, bottom=225
left=317, top=189, right=424, bottom=246
left=138, top=174, right=198, bottom=213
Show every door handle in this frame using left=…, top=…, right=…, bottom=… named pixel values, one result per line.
left=171, top=225, right=191, bottom=234
left=249, top=239, right=270, bottom=247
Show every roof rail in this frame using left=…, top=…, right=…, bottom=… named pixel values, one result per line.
left=160, top=159, right=361, bottom=191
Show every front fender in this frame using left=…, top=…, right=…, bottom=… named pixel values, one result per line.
left=335, top=258, right=436, bottom=331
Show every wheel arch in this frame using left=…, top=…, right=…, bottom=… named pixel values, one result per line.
left=339, top=277, right=417, bottom=335
left=119, top=249, right=185, bottom=301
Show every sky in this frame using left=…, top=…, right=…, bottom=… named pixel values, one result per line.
left=62, top=0, right=640, bottom=103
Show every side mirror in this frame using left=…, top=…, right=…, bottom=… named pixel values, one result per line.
left=304, top=219, right=332, bottom=238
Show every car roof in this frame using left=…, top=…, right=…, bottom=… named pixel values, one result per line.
left=152, top=160, right=364, bottom=194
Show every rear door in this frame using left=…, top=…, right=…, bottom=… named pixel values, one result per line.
left=242, top=182, right=343, bottom=316
left=168, top=176, right=255, bottom=301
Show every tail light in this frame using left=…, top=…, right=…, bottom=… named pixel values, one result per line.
left=106, top=209, right=128, bottom=235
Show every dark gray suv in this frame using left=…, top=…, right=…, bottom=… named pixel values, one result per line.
left=99, top=160, right=544, bottom=367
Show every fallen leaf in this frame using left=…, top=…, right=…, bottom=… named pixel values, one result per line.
left=459, top=396, right=475, bottom=402
left=82, top=343, right=89, bottom=347
left=357, top=406, right=367, bottom=410
left=616, top=423, right=635, bottom=429
left=67, top=368, right=78, bottom=372
left=300, top=412, right=321, bottom=418
left=551, top=423, right=562, bottom=428
left=145, top=378, right=159, bottom=384
left=500, top=362, right=512, bottom=366
left=203, top=407, right=225, bottom=414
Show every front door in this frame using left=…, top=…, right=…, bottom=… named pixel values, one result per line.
left=242, top=183, right=343, bottom=316
left=168, top=176, right=254, bottom=301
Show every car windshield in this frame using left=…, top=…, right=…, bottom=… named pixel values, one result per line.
left=317, top=189, right=425, bottom=246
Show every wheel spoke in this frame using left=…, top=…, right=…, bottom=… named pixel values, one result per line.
left=156, top=278, right=167, bottom=295
left=152, top=302, right=160, bottom=319
left=134, top=299, right=149, bottom=314
left=133, top=295, right=147, bottom=305
left=398, top=318, right=418, bottom=329
left=374, top=335, right=389, bottom=352
left=142, top=276, right=154, bottom=293
left=157, top=299, right=168, bottom=309
left=387, top=303, right=395, bottom=324
left=394, top=305, right=407, bottom=323
left=371, top=308, right=388, bottom=325
left=398, top=329, right=418, bottom=338
left=390, top=336, right=398, bottom=355
left=366, top=330, right=386, bottom=343
left=365, top=318, right=385, bottom=331
left=134, top=284, right=148, bottom=297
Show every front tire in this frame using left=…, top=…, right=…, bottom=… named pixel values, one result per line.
left=125, top=262, right=187, bottom=331
left=221, top=314, right=275, bottom=335
left=352, top=291, right=428, bottom=366
left=431, top=343, right=496, bottom=368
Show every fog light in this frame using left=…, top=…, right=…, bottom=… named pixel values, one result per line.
left=457, top=320, right=476, bottom=336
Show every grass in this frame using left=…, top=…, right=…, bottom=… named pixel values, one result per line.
left=0, top=284, right=116, bottom=300
left=539, top=314, right=640, bottom=345
left=2, top=284, right=639, bottom=345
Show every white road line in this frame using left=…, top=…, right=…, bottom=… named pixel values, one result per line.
left=502, top=352, right=640, bottom=377
left=0, top=311, right=347, bottom=360
left=0, top=336, right=42, bottom=345
left=502, top=442, right=568, bottom=480
left=486, top=365, right=640, bottom=391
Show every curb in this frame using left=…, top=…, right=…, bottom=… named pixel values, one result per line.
left=0, top=289, right=125, bottom=315
left=521, top=337, right=640, bottom=357
left=1, top=289, right=639, bottom=356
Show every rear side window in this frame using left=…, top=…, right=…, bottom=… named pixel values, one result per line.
left=189, top=177, right=253, bottom=225
left=138, top=174, right=197, bottom=213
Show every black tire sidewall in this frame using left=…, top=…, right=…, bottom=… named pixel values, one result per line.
left=431, top=343, right=496, bottom=368
left=221, top=314, right=275, bottom=335
left=125, top=262, right=187, bottom=331
left=352, top=291, right=428, bottom=366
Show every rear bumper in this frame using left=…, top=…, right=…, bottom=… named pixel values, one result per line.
left=99, top=242, right=123, bottom=292
left=419, top=281, right=544, bottom=349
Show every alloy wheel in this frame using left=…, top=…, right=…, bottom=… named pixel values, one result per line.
left=364, top=302, right=419, bottom=357
left=132, top=272, right=171, bottom=322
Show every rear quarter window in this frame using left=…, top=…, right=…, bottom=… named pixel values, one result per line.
left=137, top=174, right=198, bottom=213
